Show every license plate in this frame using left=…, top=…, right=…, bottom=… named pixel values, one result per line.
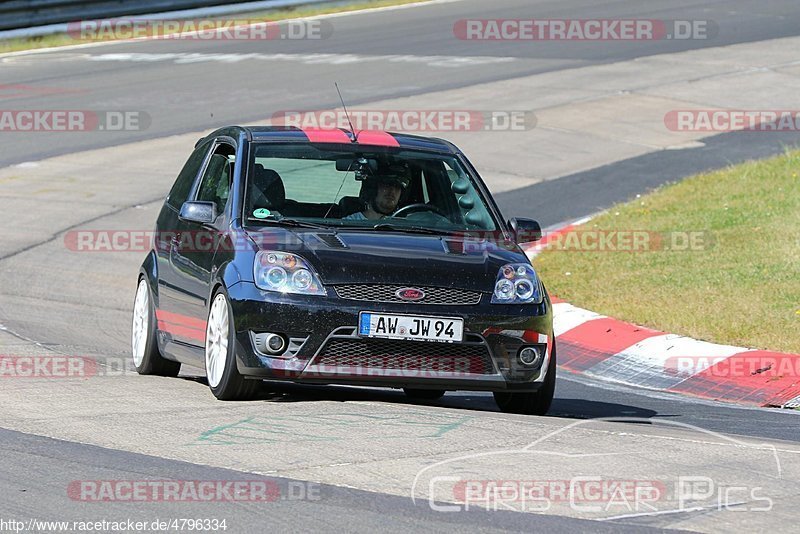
left=358, top=312, right=464, bottom=343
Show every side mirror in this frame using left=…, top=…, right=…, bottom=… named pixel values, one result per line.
left=508, top=217, right=542, bottom=243
left=179, top=201, right=216, bottom=224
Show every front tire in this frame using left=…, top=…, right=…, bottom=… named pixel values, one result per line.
left=131, top=278, right=181, bottom=377
left=493, top=339, right=557, bottom=415
left=205, top=289, right=259, bottom=401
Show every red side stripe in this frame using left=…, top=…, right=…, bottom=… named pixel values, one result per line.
left=558, top=318, right=662, bottom=372
left=354, top=130, right=400, bottom=147
left=302, top=128, right=352, bottom=143
left=668, top=350, right=800, bottom=406
left=157, top=320, right=206, bottom=343
left=156, top=310, right=207, bottom=331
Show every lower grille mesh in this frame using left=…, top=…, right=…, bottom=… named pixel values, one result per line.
left=313, top=338, right=494, bottom=375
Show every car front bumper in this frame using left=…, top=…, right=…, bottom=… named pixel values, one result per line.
left=228, top=282, right=554, bottom=392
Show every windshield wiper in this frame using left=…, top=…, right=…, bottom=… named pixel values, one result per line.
left=371, top=223, right=452, bottom=236
left=249, top=217, right=332, bottom=229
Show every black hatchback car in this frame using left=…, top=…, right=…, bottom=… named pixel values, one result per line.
left=132, top=126, right=555, bottom=414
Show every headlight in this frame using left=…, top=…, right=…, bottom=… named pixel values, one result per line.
left=254, top=251, right=324, bottom=295
left=491, top=263, right=543, bottom=304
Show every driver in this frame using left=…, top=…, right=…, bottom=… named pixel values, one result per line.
left=343, top=163, right=411, bottom=221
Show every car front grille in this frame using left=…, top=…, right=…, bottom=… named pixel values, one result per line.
left=333, top=284, right=482, bottom=305
left=313, top=338, right=495, bottom=375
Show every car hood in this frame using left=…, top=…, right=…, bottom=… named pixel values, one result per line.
left=246, top=228, right=531, bottom=291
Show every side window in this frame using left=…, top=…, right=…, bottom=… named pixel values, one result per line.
left=167, top=143, right=210, bottom=209
left=195, top=144, right=234, bottom=216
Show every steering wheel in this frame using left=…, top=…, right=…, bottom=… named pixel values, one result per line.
left=391, top=203, right=448, bottom=218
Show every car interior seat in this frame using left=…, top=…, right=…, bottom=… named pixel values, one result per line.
left=250, top=164, right=286, bottom=214
left=337, top=195, right=365, bottom=217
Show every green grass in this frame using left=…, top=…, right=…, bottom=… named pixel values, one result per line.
left=0, top=0, right=428, bottom=54
left=534, top=149, right=800, bottom=353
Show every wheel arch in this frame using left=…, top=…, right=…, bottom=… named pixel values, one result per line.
left=138, top=250, right=159, bottom=305
left=207, top=259, right=241, bottom=304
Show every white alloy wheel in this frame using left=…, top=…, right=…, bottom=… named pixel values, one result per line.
left=205, top=293, right=230, bottom=388
left=132, top=279, right=150, bottom=367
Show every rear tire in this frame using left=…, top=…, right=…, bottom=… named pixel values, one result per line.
left=494, top=339, right=557, bottom=415
left=205, top=289, right=259, bottom=401
left=131, top=278, right=181, bottom=377
left=404, top=388, right=446, bottom=401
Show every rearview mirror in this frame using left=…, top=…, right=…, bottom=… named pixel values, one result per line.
left=336, top=157, right=378, bottom=178
left=179, top=201, right=216, bottom=224
left=335, top=158, right=354, bottom=172
left=508, top=217, right=542, bottom=243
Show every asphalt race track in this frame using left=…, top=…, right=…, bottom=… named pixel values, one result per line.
left=1, top=0, right=799, bottom=532
left=4, top=0, right=800, bottom=166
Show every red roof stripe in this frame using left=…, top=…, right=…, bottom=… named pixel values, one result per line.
left=354, top=130, right=400, bottom=147
left=301, top=128, right=352, bottom=143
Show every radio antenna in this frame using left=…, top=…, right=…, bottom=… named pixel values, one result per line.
left=335, top=82, right=358, bottom=143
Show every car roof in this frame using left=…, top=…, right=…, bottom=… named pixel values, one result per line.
left=201, top=126, right=460, bottom=154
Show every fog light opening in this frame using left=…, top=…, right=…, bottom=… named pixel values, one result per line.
left=518, top=346, right=543, bottom=368
left=253, top=332, right=288, bottom=355
left=265, top=333, right=287, bottom=354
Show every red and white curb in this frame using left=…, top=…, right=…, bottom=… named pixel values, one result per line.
left=525, top=221, right=800, bottom=408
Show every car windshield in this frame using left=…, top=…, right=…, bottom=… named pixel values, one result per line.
left=244, top=143, right=498, bottom=232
